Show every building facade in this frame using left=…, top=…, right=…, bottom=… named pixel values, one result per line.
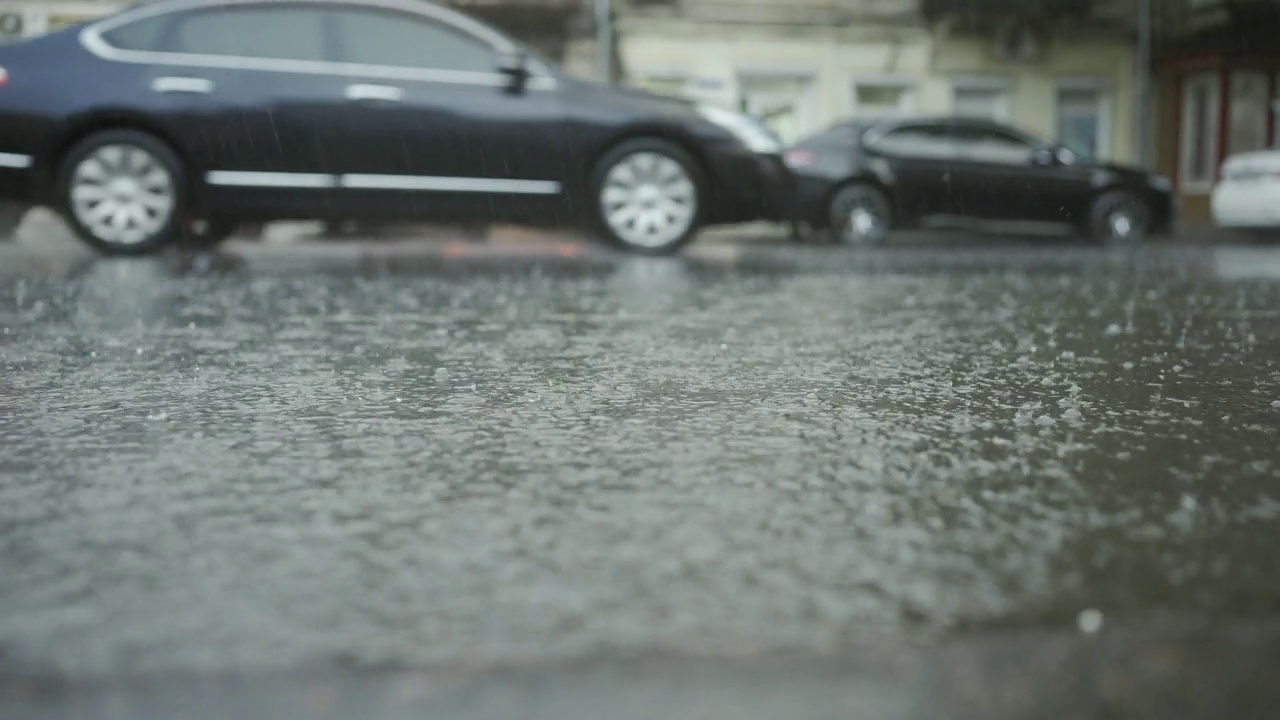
left=0, top=0, right=120, bottom=41
left=617, top=0, right=1143, bottom=164
left=1150, top=0, right=1280, bottom=224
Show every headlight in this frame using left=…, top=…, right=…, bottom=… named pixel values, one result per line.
left=1149, top=174, right=1172, bottom=191
left=696, top=104, right=781, bottom=154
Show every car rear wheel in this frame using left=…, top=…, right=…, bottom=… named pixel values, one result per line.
left=183, top=217, right=238, bottom=248
left=58, top=130, right=187, bottom=256
left=1090, top=190, right=1149, bottom=246
left=593, top=139, right=702, bottom=254
left=829, top=184, right=891, bottom=247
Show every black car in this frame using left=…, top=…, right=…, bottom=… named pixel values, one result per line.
left=783, top=115, right=1175, bottom=246
left=0, top=0, right=789, bottom=255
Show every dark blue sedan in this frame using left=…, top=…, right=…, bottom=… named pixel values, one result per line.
left=0, top=0, right=790, bottom=254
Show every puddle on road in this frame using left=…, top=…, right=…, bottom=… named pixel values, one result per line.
left=0, top=247, right=1278, bottom=676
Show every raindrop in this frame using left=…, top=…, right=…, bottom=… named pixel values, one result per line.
left=146, top=412, right=168, bottom=422
left=1035, top=415, right=1056, bottom=427
left=1122, top=362, right=1134, bottom=370
left=1062, top=408, right=1083, bottom=423
left=434, top=367, right=450, bottom=381
left=1104, top=323, right=1122, bottom=336
left=1180, top=494, right=1198, bottom=512
left=1077, top=608, right=1104, bottom=634
left=1271, top=400, right=1280, bottom=411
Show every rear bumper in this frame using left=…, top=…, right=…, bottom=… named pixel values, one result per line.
left=704, top=149, right=793, bottom=225
left=1211, top=182, right=1280, bottom=229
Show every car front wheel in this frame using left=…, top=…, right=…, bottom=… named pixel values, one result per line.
left=829, top=184, right=891, bottom=247
left=58, top=130, right=187, bottom=256
left=593, top=139, right=702, bottom=254
left=1090, top=190, right=1150, bottom=246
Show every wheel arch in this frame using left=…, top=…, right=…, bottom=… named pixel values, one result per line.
left=819, top=175, right=895, bottom=228
left=44, top=113, right=195, bottom=202
left=590, top=126, right=716, bottom=200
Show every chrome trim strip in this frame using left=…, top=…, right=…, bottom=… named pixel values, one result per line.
left=203, top=170, right=561, bottom=194
left=151, top=76, right=214, bottom=94
left=206, top=171, right=335, bottom=188
left=0, top=152, right=33, bottom=169
left=80, top=0, right=558, bottom=91
left=340, top=174, right=561, bottom=194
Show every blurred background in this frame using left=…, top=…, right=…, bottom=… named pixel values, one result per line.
left=1, top=0, right=1277, bottom=234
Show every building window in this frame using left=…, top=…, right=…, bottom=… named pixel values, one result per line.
left=1180, top=72, right=1220, bottom=191
left=952, top=80, right=1011, bottom=121
left=737, top=72, right=816, bottom=145
left=1228, top=71, right=1270, bottom=156
left=852, top=79, right=916, bottom=121
left=1056, top=84, right=1111, bottom=161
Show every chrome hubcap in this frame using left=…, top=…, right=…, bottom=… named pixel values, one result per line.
left=1110, top=211, right=1134, bottom=239
left=600, top=151, right=696, bottom=248
left=70, top=144, right=174, bottom=246
left=843, top=199, right=884, bottom=244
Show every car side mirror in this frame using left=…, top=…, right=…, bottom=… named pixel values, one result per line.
left=497, top=50, right=530, bottom=94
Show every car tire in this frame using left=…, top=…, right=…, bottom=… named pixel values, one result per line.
left=0, top=202, right=27, bottom=240
left=829, top=183, right=891, bottom=247
left=591, top=138, right=704, bottom=254
left=57, top=129, right=188, bottom=256
left=1089, top=190, right=1149, bottom=246
left=183, top=217, right=237, bottom=248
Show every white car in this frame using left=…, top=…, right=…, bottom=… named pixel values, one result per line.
left=1212, top=149, right=1280, bottom=235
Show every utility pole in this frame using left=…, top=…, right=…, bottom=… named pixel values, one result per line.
left=1135, top=0, right=1153, bottom=167
left=596, top=0, right=613, bottom=83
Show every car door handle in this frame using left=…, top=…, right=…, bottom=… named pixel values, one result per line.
left=151, top=76, right=214, bottom=94
left=345, top=84, right=403, bottom=102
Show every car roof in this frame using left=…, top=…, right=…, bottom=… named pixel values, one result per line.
left=103, top=0, right=520, bottom=53
left=859, top=114, right=1044, bottom=142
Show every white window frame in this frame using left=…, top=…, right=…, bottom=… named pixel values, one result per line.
left=850, top=74, right=917, bottom=120
left=1179, top=71, right=1221, bottom=193
left=1227, top=69, right=1270, bottom=156
left=1054, top=77, right=1114, bottom=161
left=951, top=75, right=1013, bottom=121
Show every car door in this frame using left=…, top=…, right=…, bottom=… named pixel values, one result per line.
left=862, top=121, right=957, bottom=223
left=320, top=4, right=572, bottom=224
left=948, top=122, right=1060, bottom=225
left=104, top=3, right=346, bottom=216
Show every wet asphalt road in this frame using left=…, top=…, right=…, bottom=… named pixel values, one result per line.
left=2, top=235, right=1280, bottom=718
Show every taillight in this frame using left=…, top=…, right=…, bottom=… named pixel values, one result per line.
left=0, top=67, right=7, bottom=87
left=783, top=149, right=817, bottom=168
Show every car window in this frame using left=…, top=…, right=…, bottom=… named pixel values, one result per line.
left=330, top=8, right=496, bottom=73
left=953, top=125, right=1037, bottom=165
left=868, top=123, right=953, bottom=159
left=99, top=14, right=171, bottom=51
left=166, top=6, right=327, bottom=62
